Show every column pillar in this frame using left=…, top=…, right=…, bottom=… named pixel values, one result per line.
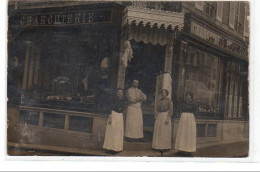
left=64, top=114, right=69, bottom=130
left=27, top=45, right=35, bottom=89
left=220, top=58, right=228, bottom=119
left=116, top=28, right=127, bottom=89
left=116, top=55, right=126, bottom=89
left=164, top=41, right=174, bottom=73
left=39, top=112, right=44, bottom=126
left=22, top=41, right=33, bottom=90
left=176, top=41, right=187, bottom=100
left=33, top=48, right=41, bottom=86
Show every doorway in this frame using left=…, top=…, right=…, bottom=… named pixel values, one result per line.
left=125, top=41, right=165, bottom=141
left=125, top=41, right=165, bottom=106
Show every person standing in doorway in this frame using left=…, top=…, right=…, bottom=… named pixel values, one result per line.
left=103, top=88, right=127, bottom=153
left=152, top=89, right=173, bottom=154
left=175, top=91, right=197, bottom=156
left=125, top=79, right=146, bottom=141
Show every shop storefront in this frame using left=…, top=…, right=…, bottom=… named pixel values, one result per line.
left=8, top=3, right=125, bottom=148
left=172, top=12, right=249, bottom=142
left=8, top=2, right=248, bottom=152
left=8, top=3, right=124, bottom=112
left=8, top=3, right=186, bottom=149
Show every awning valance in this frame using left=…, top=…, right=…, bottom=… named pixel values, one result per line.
left=121, top=6, right=184, bottom=46
left=122, top=6, right=184, bottom=30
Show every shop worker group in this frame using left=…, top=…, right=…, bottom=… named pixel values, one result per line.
left=103, top=79, right=197, bottom=156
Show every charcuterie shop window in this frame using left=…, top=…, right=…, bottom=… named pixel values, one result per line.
left=41, top=41, right=99, bottom=100
left=22, top=33, right=112, bottom=113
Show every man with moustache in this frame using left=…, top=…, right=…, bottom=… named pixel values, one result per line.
left=125, top=79, right=147, bottom=141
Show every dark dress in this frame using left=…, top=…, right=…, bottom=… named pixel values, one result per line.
left=179, top=101, right=196, bottom=114
left=109, top=97, right=127, bottom=114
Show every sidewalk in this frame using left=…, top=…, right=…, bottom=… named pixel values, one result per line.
left=193, top=140, right=249, bottom=157
left=8, top=139, right=249, bottom=157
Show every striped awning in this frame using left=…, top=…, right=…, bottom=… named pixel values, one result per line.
left=122, top=6, right=184, bottom=46
left=122, top=6, right=184, bottom=30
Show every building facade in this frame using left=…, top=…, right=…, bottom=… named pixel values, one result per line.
left=173, top=1, right=249, bottom=142
left=7, top=1, right=249, bottom=153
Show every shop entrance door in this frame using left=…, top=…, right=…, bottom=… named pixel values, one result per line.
left=125, top=41, right=166, bottom=141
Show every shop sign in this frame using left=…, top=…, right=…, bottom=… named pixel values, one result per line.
left=190, top=21, right=248, bottom=58
left=9, top=10, right=111, bottom=26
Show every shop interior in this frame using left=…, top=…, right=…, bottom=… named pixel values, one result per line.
left=125, top=41, right=166, bottom=114
left=18, top=31, right=113, bottom=113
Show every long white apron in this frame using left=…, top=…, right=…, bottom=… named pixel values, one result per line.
left=103, top=111, right=124, bottom=152
left=152, top=112, right=172, bottom=150
left=125, top=103, right=144, bottom=139
left=175, top=112, right=196, bottom=152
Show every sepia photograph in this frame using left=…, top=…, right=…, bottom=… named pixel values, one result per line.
left=7, top=0, right=250, bottom=158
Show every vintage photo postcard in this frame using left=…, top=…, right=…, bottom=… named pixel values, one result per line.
left=7, top=0, right=249, bottom=158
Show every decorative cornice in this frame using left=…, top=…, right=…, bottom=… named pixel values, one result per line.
left=122, top=6, right=184, bottom=31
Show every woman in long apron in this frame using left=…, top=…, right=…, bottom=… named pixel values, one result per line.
left=175, top=91, right=197, bottom=156
left=152, top=89, right=173, bottom=154
left=103, top=88, right=127, bottom=152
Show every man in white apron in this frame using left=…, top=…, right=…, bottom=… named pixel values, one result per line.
left=125, top=80, right=146, bottom=141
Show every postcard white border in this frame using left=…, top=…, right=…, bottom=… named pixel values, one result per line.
left=1, top=0, right=260, bottom=171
